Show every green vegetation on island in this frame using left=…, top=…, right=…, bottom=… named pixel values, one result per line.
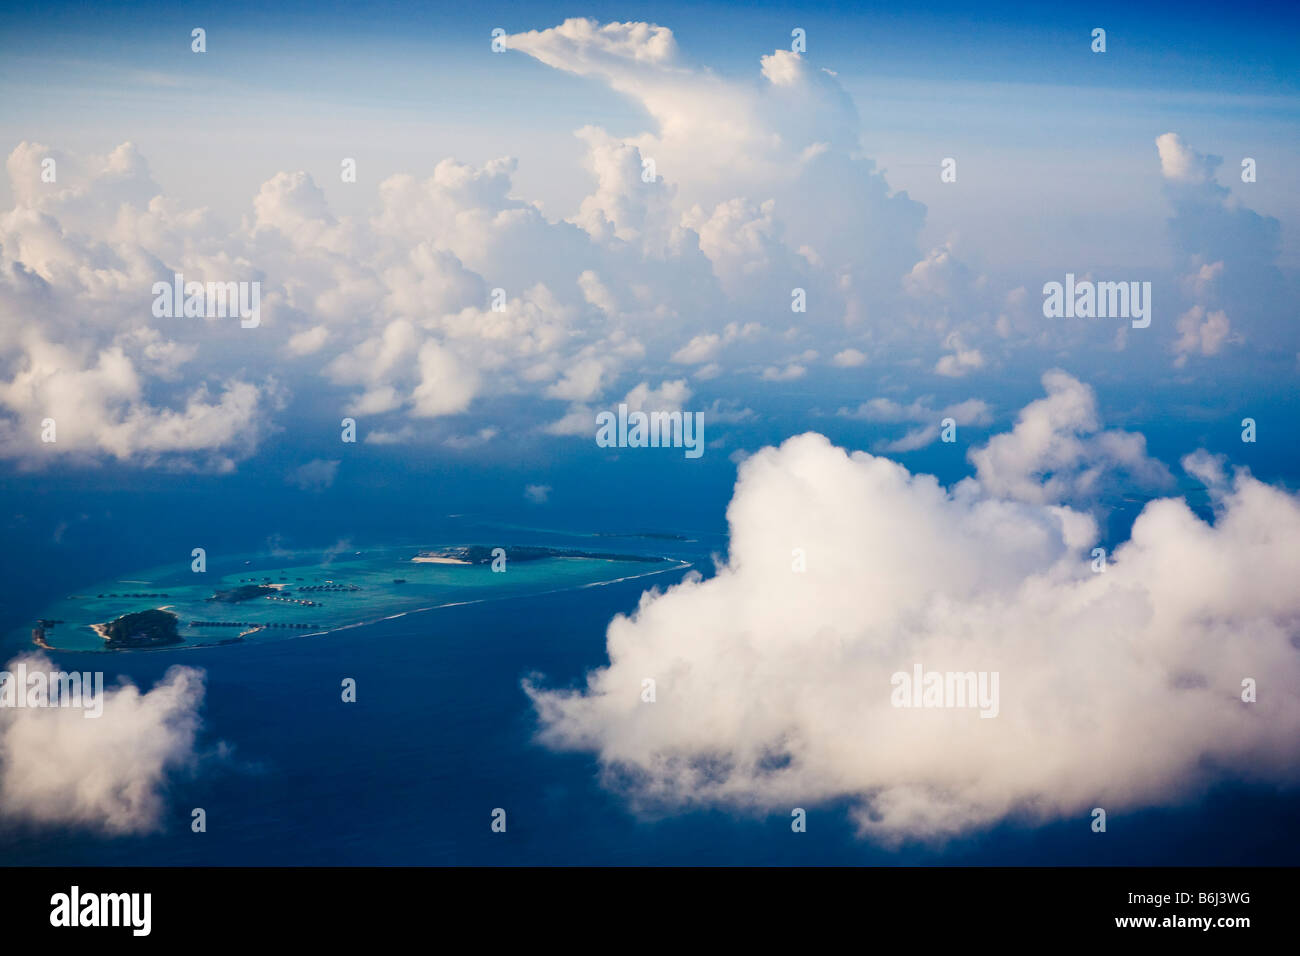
left=208, top=584, right=280, bottom=603
left=24, top=542, right=690, bottom=652
left=98, top=609, right=182, bottom=648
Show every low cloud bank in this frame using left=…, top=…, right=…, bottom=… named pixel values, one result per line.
left=527, top=375, right=1300, bottom=842
left=0, top=655, right=205, bottom=834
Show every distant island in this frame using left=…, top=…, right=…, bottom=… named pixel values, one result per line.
left=24, top=541, right=689, bottom=652
left=94, top=609, right=182, bottom=648
left=593, top=532, right=691, bottom=541
left=413, top=545, right=663, bottom=565
left=208, top=584, right=281, bottom=603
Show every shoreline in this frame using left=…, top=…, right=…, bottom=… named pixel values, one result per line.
left=26, top=559, right=694, bottom=653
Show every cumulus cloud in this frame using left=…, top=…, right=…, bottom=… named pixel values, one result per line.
left=0, top=22, right=1020, bottom=468
left=525, top=381, right=1300, bottom=843
left=1155, top=132, right=1217, bottom=185
left=934, top=333, right=985, bottom=378
left=1173, top=305, right=1232, bottom=367
left=546, top=378, right=691, bottom=436
left=287, top=325, right=330, bottom=356
left=506, top=19, right=680, bottom=76
left=671, top=322, right=759, bottom=365
left=0, top=142, right=278, bottom=468
left=0, top=128, right=704, bottom=464
left=1156, top=133, right=1288, bottom=360
left=967, top=370, right=1171, bottom=504
left=831, top=348, right=867, bottom=368
left=0, top=655, right=206, bottom=834
left=904, top=242, right=974, bottom=301
left=761, top=362, right=807, bottom=382
left=5, top=43, right=1291, bottom=474
left=0, top=334, right=270, bottom=469
left=623, top=378, right=691, bottom=413
left=839, top=394, right=991, bottom=453
left=934, top=350, right=985, bottom=378
left=507, top=17, right=928, bottom=317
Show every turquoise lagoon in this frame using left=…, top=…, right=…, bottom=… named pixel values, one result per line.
left=19, top=544, right=690, bottom=652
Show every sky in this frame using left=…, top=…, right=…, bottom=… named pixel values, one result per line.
left=2, top=1, right=1297, bottom=470
left=1, top=0, right=1298, bottom=851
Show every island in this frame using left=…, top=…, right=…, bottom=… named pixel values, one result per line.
left=594, top=531, right=691, bottom=541
left=413, top=545, right=664, bottom=564
left=93, top=609, right=183, bottom=648
left=208, top=584, right=282, bottom=603
left=21, top=542, right=691, bottom=652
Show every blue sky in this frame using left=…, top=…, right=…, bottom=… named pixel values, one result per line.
left=3, top=0, right=1297, bottom=270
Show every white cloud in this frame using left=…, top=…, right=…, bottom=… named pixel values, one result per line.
left=252, top=170, right=336, bottom=238
left=1173, top=306, right=1232, bottom=367
left=545, top=356, right=608, bottom=402
left=1156, top=132, right=1214, bottom=185
left=839, top=395, right=991, bottom=452
left=5, top=43, right=1284, bottom=472
left=934, top=335, right=985, bottom=377
left=1182, top=449, right=1228, bottom=490
left=412, top=340, right=480, bottom=417
left=0, top=334, right=270, bottom=468
left=506, top=19, right=680, bottom=75
left=0, top=21, right=950, bottom=467
left=623, top=378, right=691, bottom=412
left=904, top=242, right=971, bottom=301
left=543, top=404, right=599, bottom=438
left=760, top=50, right=805, bottom=87
left=287, top=325, right=330, bottom=356
left=671, top=322, right=758, bottom=365
left=967, top=370, right=1171, bottom=504
left=0, top=143, right=279, bottom=468
left=0, top=656, right=206, bottom=835
left=761, top=363, right=806, bottom=382
left=577, top=269, right=618, bottom=316
left=525, top=384, right=1300, bottom=843
left=672, top=333, right=724, bottom=365
left=1155, top=134, right=1284, bottom=364
left=507, top=16, right=927, bottom=299
left=831, top=348, right=867, bottom=368
left=547, top=378, right=692, bottom=436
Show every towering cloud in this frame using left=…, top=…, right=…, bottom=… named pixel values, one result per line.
left=526, top=376, right=1300, bottom=842
left=1155, top=132, right=1288, bottom=362
left=0, top=29, right=1293, bottom=471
